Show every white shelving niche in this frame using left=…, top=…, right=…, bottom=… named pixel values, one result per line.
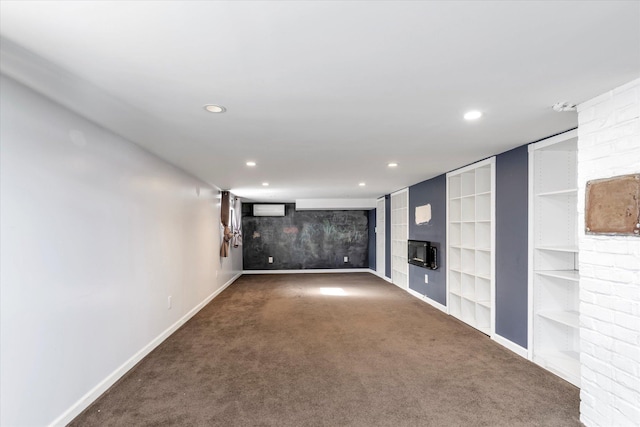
left=447, top=157, right=495, bottom=336
left=391, top=189, right=408, bottom=290
left=528, top=129, right=580, bottom=387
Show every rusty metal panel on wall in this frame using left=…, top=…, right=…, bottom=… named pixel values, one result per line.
left=585, top=174, right=640, bottom=236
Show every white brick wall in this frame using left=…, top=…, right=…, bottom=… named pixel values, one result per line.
left=577, top=78, right=640, bottom=427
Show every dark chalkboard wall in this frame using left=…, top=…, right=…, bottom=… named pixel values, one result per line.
left=242, top=204, right=369, bottom=270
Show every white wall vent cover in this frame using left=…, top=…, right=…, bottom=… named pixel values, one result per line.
left=253, top=204, right=285, bottom=216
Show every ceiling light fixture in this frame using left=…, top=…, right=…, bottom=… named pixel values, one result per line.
left=551, top=101, right=577, bottom=112
left=204, top=104, right=226, bottom=113
left=388, top=162, right=398, bottom=167
left=262, top=182, right=269, bottom=186
left=464, top=110, right=482, bottom=120
left=246, top=161, right=256, bottom=167
left=359, top=182, right=366, bottom=187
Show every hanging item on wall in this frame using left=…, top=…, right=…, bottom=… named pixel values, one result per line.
left=585, top=174, right=640, bottom=236
left=220, top=191, right=234, bottom=257
left=415, top=204, right=432, bottom=225
left=232, top=196, right=243, bottom=248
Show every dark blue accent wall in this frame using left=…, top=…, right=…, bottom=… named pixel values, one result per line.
left=408, top=174, right=447, bottom=305
left=385, top=194, right=391, bottom=278
left=368, top=209, right=376, bottom=270
left=495, top=146, right=529, bottom=348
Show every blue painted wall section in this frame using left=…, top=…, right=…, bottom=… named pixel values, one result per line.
left=368, top=209, right=376, bottom=270
left=495, top=146, right=529, bottom=348
left=385, top=194, right=391, bottom=278
left=408, top=174, right=447, bottom=305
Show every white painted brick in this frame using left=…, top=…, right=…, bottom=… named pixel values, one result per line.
left=581, top=364, right=597, bottom=383
left=612, top=354, right=639, bottom=376
left=614, top=254, right=640, bottom=271
left=612, top=298, right=634, bottom=315
left=612, top=383, right=639, bottom=407
left=580, top=250, right=615, bottom=267
left=581, top=277, right=612, bottom=294
left=579, top=79, right=640, bottom=427
left=582, top=302, right=615, bottom=322
left=613, top=340, right=640, bottom=363
left=610, top=269, right=638, bottom=284
left=612, top=80, right=639, bottom=96
left=582, top=353, right=614, bottom=377
left=614, top=369, right=640, bottom=391
left=611, top=325, right=640, bottom=345
left=580, top=291, right=597, bottom=305
left=579, top=89, right=613, bottom=111
left=594, top=346, right=614, bottom=363
left=615, top=104, right=640, bottom=124
left=579, top=106, right=596, bottom=125
left=613, top=398, right=640, bottom=425
left=593, top=318, right=615, bottom=336
left=612, top=284, right=640, bottom=300
left=615, top=312, right=640, bottom=332
left=612, top=133, right=640, bottom=153
left=595, top=294, right=616, bottom=309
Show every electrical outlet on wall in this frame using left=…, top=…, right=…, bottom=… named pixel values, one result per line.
left=268, top=256, right=273, bottom=264
left=424, top=274, right=429, bottom=284
left=344, top=256, right=349, bottom=263
left=168, top=296, right=172, bottom=309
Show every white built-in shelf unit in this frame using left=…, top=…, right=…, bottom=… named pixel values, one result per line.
left=391, top=189, right=409, bottom=290
left=447, top=157, right=496, bottom=336
left=528, top=129, right=580, bottom=387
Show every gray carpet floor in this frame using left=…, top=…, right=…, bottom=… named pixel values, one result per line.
left=70, top=273, right=581, bottom=426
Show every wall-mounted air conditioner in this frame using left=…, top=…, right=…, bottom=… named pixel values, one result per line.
left=253, top=204, right=286, bottom=216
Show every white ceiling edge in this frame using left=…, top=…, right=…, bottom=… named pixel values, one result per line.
left=0, top=37, right=218, bottom=189
left=295, top=199, right=377, bottom=210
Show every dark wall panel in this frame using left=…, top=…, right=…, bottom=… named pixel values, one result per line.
left=408, top=174, right=447, bottom=305
left=242, top=204, right=369, bottom=270
left=368, top=209, right=376, bottom=270
left=495, top=146, right=529, bottom=348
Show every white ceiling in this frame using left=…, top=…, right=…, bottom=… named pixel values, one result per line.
left=1, top=1, right=639, bottom=203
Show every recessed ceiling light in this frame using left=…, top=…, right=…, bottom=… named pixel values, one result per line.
left=204, top=104, right=226, bottom=113
left=262, top=182, right=269, bottom=186
left=464, top=110, right=482, bottom=120
left=246, top=161, right=256, bottom=167
left=359, top=182, right=366, bottom=187
left=388, top=162, right=398, bottom=167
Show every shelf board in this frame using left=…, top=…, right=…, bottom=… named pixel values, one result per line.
left=535, top=350, right=580, bottom=385
left=536, top=245, right=578, bottom=253
left=535, top=270, right=579, bottom=282
left=475, top=272, right=491, bottom=280
left=536, top=188, right=578, bottom=197
left=537, top=310, right=579, bottom=328
left=476, top=190, right=491, bottom=196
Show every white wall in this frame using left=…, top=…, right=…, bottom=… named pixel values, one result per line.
left=577, top=78, right=640, bottom=427
left=0, top=75, right=242, bottom=426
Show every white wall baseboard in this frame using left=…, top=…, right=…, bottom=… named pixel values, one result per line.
left=242, top=268, right=371, bottom=274
left=49, top=272, right=242, bottom=427
left=406, top=287, right=448, bottom=313
left=368, top=269, right=393, bottom=282
left=492, top=333, right=529, bottom=359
